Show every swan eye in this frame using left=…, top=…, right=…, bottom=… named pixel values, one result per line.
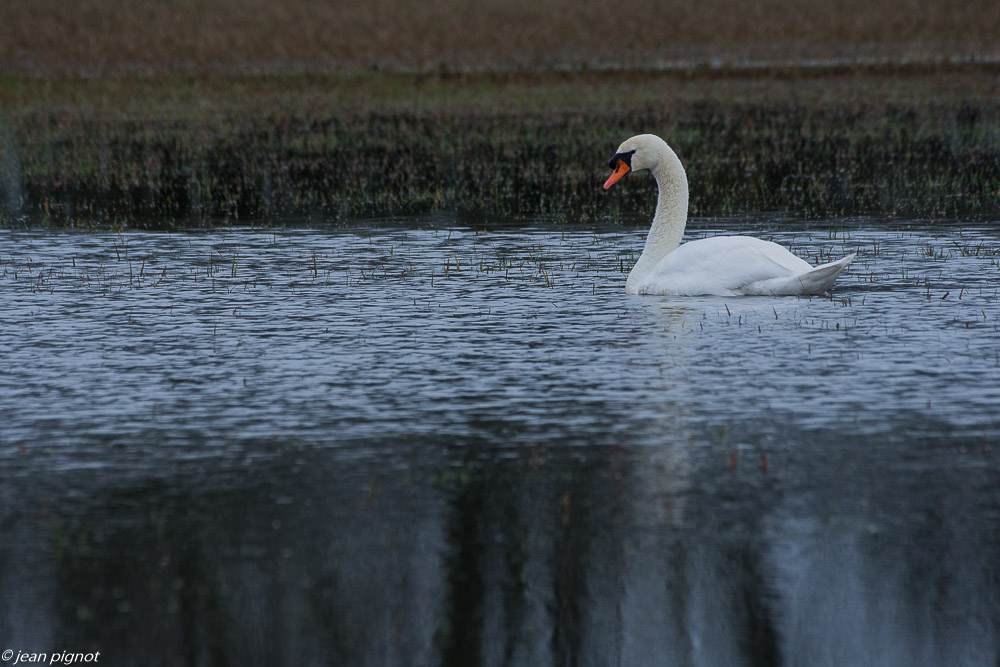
left=607, top=149, right=635, bottom=170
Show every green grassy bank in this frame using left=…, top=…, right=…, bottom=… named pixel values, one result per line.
left=2, top=69, right=999, bottom=227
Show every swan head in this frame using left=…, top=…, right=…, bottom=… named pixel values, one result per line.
left=603, top=134, right=670, bottom=190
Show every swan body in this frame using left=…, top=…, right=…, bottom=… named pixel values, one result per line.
left=604, top=134, right=855, bottom=296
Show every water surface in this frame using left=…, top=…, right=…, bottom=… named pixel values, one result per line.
left=2, top=218, right=1000, bottom=666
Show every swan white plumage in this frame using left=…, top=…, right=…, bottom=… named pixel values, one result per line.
left=604, top=134, right=855, bottom=296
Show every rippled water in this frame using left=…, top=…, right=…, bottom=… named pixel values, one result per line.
left=2, top=218, right=1000, bottom=665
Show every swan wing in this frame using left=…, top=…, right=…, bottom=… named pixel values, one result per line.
left=635, top=236, right=832, bottom=296
left=741, top=253, right=856, bottom=295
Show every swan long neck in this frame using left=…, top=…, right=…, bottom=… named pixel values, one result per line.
left=627, top=143, right=689, bottom=291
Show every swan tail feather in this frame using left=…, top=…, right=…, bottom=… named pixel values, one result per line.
left=743, top=253, right=856, bottom=296
left=791, top=252, right=856, bottom=294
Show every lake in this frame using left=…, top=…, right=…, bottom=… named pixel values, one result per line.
left=2, top=217, right=1000, bottom=666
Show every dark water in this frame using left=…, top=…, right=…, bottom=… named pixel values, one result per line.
left=2, top=218, right=1000, bottom=666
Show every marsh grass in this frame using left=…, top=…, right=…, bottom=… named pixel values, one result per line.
left=3, top=95, right=999, bottom=228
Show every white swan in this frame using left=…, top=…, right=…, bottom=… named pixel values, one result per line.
left=604, top=134, right=855, bottom=296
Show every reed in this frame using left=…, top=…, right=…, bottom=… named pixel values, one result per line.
left=3, top=102, right=999, bottom=227
left=2, top=69, right=999, bottom=227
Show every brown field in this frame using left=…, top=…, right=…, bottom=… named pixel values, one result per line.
left=3, top=67, right=999, bottom=124
left=3, top=0, right=1000, bottom=76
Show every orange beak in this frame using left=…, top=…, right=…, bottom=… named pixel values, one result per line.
left=603, top=160, right=630, bottom=190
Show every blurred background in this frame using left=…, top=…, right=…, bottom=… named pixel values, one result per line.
left=3, top=0, right=1000, bottom=74
left=2, top=0, right=1000, bottom=225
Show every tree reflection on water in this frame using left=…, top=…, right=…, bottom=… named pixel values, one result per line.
left=2, top=421, right=997, bottom=667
